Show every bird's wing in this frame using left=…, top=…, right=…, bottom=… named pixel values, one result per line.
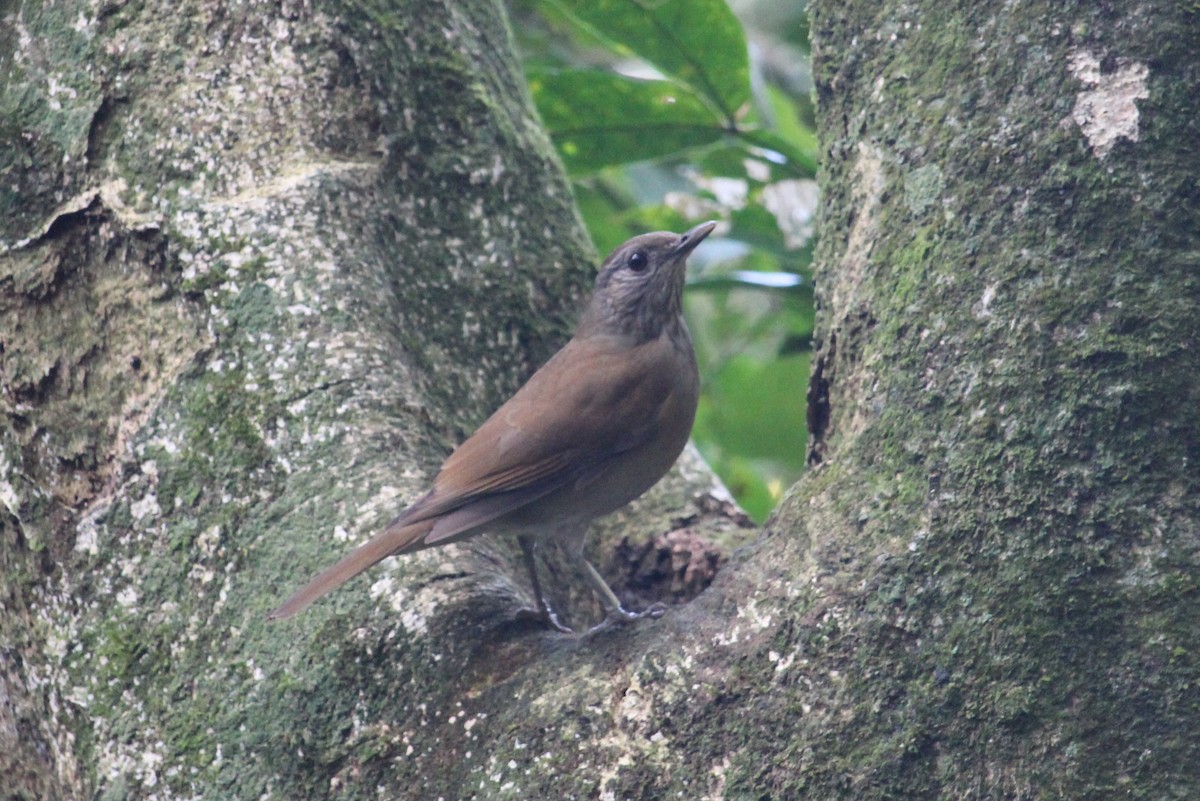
left=394, top=333, right=687, bottom=531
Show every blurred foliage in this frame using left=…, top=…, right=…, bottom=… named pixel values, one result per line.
left=511, top=0, right=816, bottom=521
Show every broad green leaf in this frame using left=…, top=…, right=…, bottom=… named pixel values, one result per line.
left=530, top=69, right=726, bottom=174
left=703, top=351, right=808, bottom=463
left=691, top=351, right=810, bottom=521
left=765, top=82, right=818, bottom=160
left=740, top=128, right=818, bottom=178
left=539, top=0, right=750, bottom=119
left=728, top=203, right=788, bottom=253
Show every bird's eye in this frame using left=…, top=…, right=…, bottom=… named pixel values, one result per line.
left=628, top=251, right=648, bottom=271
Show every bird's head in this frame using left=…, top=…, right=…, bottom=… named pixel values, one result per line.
left=582, top=221, right=717, bottom=342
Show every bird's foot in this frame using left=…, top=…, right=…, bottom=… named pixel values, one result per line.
left=588, top=601, right=667, bottom=633
left=514, top=605, right=575, bottom=634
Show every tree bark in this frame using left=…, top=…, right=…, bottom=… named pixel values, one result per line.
left=0, top=1, right=736, bottom=798
left=2, top=0, right=1198, bottom=800
left=793, top=0, right=1200, bottom=797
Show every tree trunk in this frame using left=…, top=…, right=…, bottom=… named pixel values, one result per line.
left=1, top=1, right=734, bottom=798
left=791, top=0, right=1200, bottom=796
left=2, top=1, right=1197, bottom=800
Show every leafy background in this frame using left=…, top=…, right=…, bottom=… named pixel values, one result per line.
left=512, top=0, right=817, bottom=520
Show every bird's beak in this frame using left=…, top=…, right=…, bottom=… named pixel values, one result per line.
left=674, top=221, right=718, bottom=256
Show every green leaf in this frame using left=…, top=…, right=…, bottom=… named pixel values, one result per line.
left=702, top=351, right=809, bottom=466
left=728, top=203, right=789, bottom=253
left=739, top=128, right=818, bottom=178
left=539, top=0, right=750, bottom=119
left=691, top=351, right=810, bottom=521
left=530, top=69, right=726, bottom=174
left=765, top=82, right=818, bottom=160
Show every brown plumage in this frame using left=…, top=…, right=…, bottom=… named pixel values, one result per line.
left=268, top=222, right=716, bottom=631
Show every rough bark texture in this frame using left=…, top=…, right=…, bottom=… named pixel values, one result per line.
left=794, top=0, right=1200, bottom=797
left=3, top=0, right=1198, bottom=800
left=0, top=1, right=741, bottom=799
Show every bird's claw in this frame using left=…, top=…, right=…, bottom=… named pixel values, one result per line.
left=642, top=601, right=667, bottom=619
left=588, top=602, right=667, bottom=633
left=514, top=605, right=575, bottom=634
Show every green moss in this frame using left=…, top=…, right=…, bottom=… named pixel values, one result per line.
left=903, top=164, right=944, bottom=216
left=790, top=0, right=1200, bottom=795
left=179, top=260, right=231, bottom=296
left=185, top=370, right=265, bottom=460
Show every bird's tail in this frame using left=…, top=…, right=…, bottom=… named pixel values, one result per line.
left=267, top=519, right=433, bottom=621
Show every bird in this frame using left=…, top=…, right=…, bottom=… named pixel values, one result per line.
left=268, top=221, right=716, bottom=632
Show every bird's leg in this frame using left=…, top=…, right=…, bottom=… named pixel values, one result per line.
left=578, top=555, right=666, bottom=633
left=514, top=535, right=573, bottom=634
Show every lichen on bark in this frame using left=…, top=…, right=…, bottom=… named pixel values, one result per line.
left=2, top=1, right=732, bottom=798
left=795, top=0, right=1200, bottom=796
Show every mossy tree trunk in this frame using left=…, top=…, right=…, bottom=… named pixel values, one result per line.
left=793, top=0, right=1200, bottom=796
left=2, top=0, right=1197, bottom=800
